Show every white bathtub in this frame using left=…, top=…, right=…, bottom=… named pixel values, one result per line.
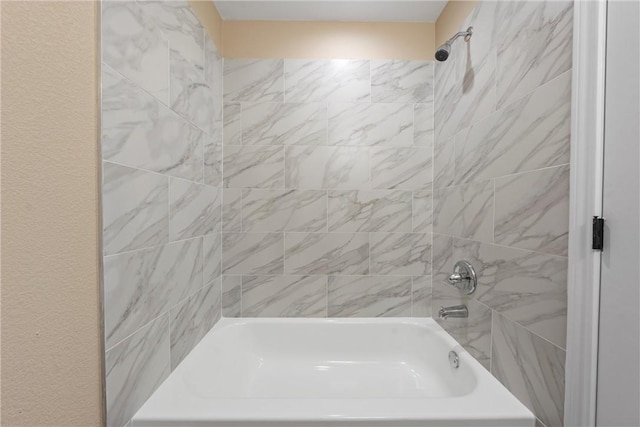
left=132, top=318, right=534, bottom=427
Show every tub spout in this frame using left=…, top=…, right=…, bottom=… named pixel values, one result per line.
left=438, top=305, right=468, bottom=319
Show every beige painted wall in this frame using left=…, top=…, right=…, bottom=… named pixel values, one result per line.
left=221, top=21, right=435, bottom=60
left=1, top=1, right=104, bottom=426
left=189, top=0, right=224, bottom=53
left=435, top=0, right=479, bottom=47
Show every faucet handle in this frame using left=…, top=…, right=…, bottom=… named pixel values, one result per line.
left=446, top=261, right=477, bottom=295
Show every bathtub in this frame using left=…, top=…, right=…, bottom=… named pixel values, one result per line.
left=132, top=318, right=534, bottom=427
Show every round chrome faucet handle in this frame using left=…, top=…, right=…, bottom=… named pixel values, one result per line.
left=446, top=261, right=477, bottom=295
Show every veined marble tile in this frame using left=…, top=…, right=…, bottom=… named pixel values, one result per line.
left=494, top=165, right=569, bottom=256
left=102, top=1, right=169, bottom=103
left=170, top=50, right=216, bottom=135
left=413, top=189, right=433, bottom=233
left=285, top=233, right=369, bottom=275
left=204, top=138, right=222, bottom=187
left=243, top=103, right=327, bottom=146
left=433, top=180, right=494, bottom=242
left=456, top=72, right=572, bottom=185
left=105, top=314, right=170, bottom=427
left=328, top=276, right=411, bottom=317
left=432, top=234, right=454, bottom=287
left=222, top=275, right=241, bottom=317
left=222, top=188, right=242, bottom=232
left=102, top=162, right=169, bottom=255
left=432, top=281, right=492, bottom=369
left=328, top=103, right=413, bottom=147
left=414, top=103, right=435, bottom=146
left=454, top=238, right=567, bottom=348
left=242, top=189, right=327, bottom=232
left=203, top=233, right=221, bottom=284
left=371, top=60, right=434, bottom=103
left=223, top=145, right=285, bottom=189
left=370, top=233, right=431, bottom=276
left=170, top=279, right=221, bottom=369
left=328, top=190, right=411, bottom=232
left=412, top=276, right=432, bottom=317
left=496, top=0, right=573, bottom=108
left=491, top=313, right=566, bottom=427
left=223, top=59, right=284, bottom=102
left=370, top=147, right=433, bottom=190
left=169, top=179, right=221, bottom=241
left=102, top=65, right=204, bottom=182
left=223, top=103, right=242, bottom=145
left=204, top=37, right=223, bottom=121
left=103, top=237, right=203, bottom=348
left=222, top=233, right=284, bottom=275
left=284, top=59, right=370, bottom=103
left=433, top=134, right=455, bottom=189
left=285, top=146, right=369, bottom=189
left=242, top=275, right=327, bottom=317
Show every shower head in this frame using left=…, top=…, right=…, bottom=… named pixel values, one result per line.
left=435, top=26, right=473, bottom=62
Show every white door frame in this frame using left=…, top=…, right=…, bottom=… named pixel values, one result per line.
left=564, top=0, right=607, bottom=425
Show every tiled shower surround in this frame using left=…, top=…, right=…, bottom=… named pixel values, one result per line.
left=220, top=58, right=435, bottom=318
left=100, top=1, right=222, bottom=425
left=431, top=2, right=572, bottom=427
left=99, top=0, right=572, bottom=426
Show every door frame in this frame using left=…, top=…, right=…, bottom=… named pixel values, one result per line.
left=564, top=0, right=607, bottom=425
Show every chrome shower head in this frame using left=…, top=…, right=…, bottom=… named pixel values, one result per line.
left=435, top=26, right=473, bottom=62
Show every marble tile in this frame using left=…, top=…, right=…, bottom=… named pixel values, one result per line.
left=328, top=190, right=412, bottom=232
left=102, top=1, right=169, bottom=103
left=203, top=233, right=222, bottom=284
left=242, top=189, right=327, bottom=232
left=169, top=179, right=221, bottom=241
left=454, top=238, right=567, bottom=348
left=433, top=180, right=494, bottom=242
left=223, top=59, right=284, bottom=102
left=204, top=138, right=222, bottom=187
left=204, top=37, right=223, bottom=123
left=223, top=103, right=242, bottom=145
left=371, top=60, right=434, bottom=103
left=432, top=234, right=454, bottom=287
left=370, top=233, right=431, bottom=276
left=328, top=276, right=412, bottom=317
left=433, top=134, right=455, bottom=189
left=105, top=314, right=170, bottom=427
left=284, top=59, right=370, bottom=103
left=169, top=279, right=221, bottom=369
left=432, top=281, right=492, bottom=369
left=285, top=233, right=369, bottom=275
left=456, top=72, right=572, bottom=184
left=328, top=103, right=413, bottom=147
left=242, top=275, right=327, bottom=317
left=412, top=276, right=432, bottom=317
left=223, top=145, right=285, bottom=189
left=285, top=146, right=369, bottom=189
left=243, top=102, right=327, bottom=146
left=491, top=313, right=566, bottom=427
left=103, top=237, right=203, bottom=348
left=222, top=233, right=284, bottom=275
left=496, top=0, right=573, bottom=108
left=102, top=162, right=169, bottom=255
left=494, top=165, right=570, bottom=256
left=222, top=188, right=242, bottom=232
left=370, top=147, right=433, bottom=190
left=413, top=189, right=433, bottom=233
left=414, top=103, right=435, bottom=146
left=102, top=65, right=204, bottom=182
left=221, top=275, right=241, bottom=317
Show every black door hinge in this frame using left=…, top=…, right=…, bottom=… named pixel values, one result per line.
left=593, top=216, right=605, bottom=251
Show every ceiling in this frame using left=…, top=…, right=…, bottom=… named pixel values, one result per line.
left=213, top=1, right=448, bottom=23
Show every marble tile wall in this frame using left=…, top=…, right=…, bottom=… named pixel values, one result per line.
left=101, top=1, right=223, bottom=425
left=222, top=58, right=435, bottom=320
left=431, top=2, right=572, bottom=426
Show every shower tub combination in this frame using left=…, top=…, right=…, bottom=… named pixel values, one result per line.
left=132, top=318, right=534, bottom=427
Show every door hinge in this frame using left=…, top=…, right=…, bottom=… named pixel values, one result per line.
left=593, top=216, right=605, bottom=251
